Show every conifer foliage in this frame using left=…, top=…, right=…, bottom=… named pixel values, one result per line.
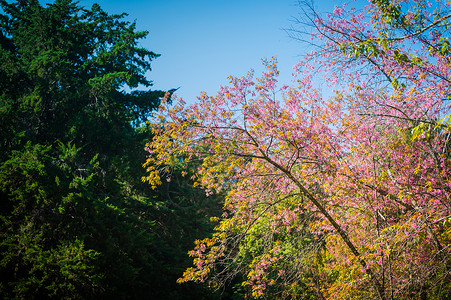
left=0, top=1, right=220, bottom=299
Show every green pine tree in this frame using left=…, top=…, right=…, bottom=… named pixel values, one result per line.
left=0, top=1, right=224, bottom=299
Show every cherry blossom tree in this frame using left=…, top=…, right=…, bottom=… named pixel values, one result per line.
left=144, top=1, right=451, bottom=299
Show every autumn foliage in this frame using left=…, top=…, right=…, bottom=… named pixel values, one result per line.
left=145, top=0, right=451, bottom=299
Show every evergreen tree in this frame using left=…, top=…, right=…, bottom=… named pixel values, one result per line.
left=0, top=1, right=223, bottom=298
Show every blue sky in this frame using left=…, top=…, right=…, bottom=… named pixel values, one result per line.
left=53, top=0, right=341, bottom=102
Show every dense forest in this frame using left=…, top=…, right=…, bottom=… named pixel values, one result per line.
left=1, top=0, right=451, bottom=299
left=0, top=0, right=228, bottom=299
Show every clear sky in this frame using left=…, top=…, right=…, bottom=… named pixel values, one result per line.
left=48, top=0, right=342, bottom=102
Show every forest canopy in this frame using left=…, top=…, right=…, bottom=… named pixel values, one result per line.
left=2, top=0, right=451, bottom=299
left=0, top=0, right=223, bottom=299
